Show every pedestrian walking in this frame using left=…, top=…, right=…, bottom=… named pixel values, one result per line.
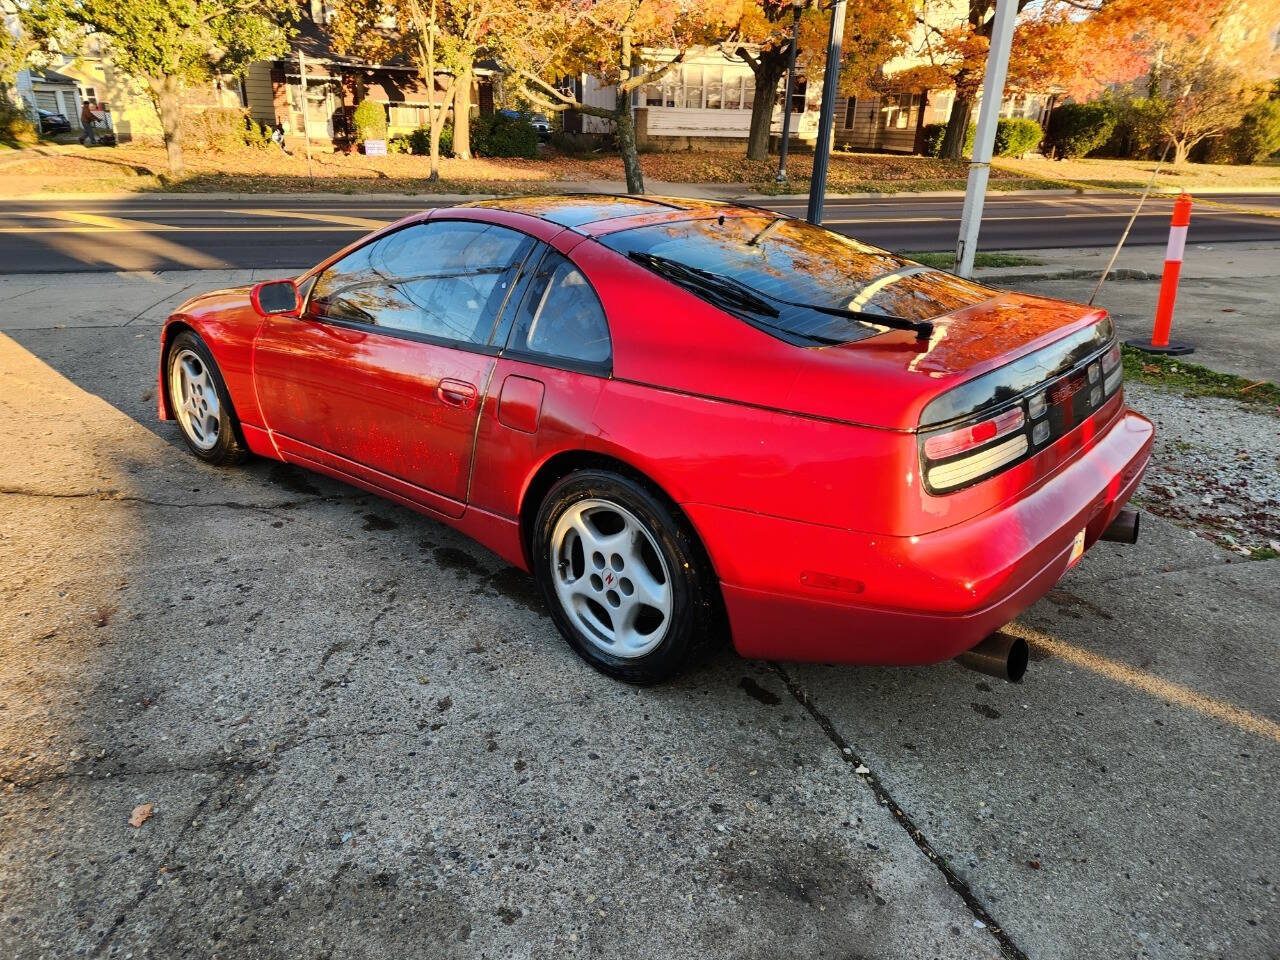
left=78, top=100, right=98, bottom=146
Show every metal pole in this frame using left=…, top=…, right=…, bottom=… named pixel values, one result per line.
left=954, top=0, right=1017, bottom=277
left=805, top=0, right=845, bottom=224
left=775, top=2, right=802, bottom=184
left=297, top=49, right=315, bottom=186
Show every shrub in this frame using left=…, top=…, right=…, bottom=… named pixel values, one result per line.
left=352, top=99, right=387, bottom=143
left=1215, top=99, right=1280, bottom=164
left=1044, top=102, right=1117, bottom=158
left=179, top=108, right=272, bottom=152
left=387, top=123, right=451, bottom=156
left=921, top=121, right=974, bottom=158
left=1, top=101, right=38, bottom=148
left=994, top=117, right=1043, bottom=157
left=472, top=111, right=538, bottom=158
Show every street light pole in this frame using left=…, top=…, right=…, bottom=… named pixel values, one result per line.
left=805, top=0, right=846, bottom=224
left=954, top=0, right=1017, bottom=277
left=774, top=0, right=804, bottom=185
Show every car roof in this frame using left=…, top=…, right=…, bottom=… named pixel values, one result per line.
left=457, top=194, right=744, bottom=231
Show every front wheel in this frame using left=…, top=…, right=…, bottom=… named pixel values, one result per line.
left=165, top=330, right=247, bottom=466
left=532, top=469, right=723, bottom=684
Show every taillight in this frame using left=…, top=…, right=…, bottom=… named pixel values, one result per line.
left=920, top=338, right=1124, bottom=494
left=923, top=407, right=1028, bottom=492
left=923, top=407, right=1024, bottom=460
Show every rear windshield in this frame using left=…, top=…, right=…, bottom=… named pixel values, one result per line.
left=599, top=216, right=996, bottom=344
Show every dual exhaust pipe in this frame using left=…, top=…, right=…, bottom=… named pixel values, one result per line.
left=956, top=510, right=1140, bottom=683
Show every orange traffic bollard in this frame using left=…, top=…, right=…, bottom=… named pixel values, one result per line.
left=1126, top=193, right=1195, bottom=356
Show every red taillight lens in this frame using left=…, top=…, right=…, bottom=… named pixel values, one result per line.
left=923, top=407, right=1025, bottom=461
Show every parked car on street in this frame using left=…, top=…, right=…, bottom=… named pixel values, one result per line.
left=38, top=109, right=72, bottom=135
left=158, top=195, right=1152, bottom=684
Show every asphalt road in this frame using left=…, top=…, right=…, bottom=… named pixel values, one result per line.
left=1, top=274, right=1278, bottom=959
left=3, top=191, right=1280, bottom=273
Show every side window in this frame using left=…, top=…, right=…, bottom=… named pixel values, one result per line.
left=507, top=251, right=611, bottom=369
left=307, top=220, right=532, bottom=345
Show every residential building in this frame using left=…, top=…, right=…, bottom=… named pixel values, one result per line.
left=245, top=0, right=495, bottom=150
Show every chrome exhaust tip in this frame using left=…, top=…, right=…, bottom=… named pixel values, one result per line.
left=956, top=631, right=1028, bottom=683
left=1100, top=509, right=1140, bottom=545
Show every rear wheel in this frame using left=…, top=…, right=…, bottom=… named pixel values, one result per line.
left=165, top=331, right=247, bottom=466
left=532, top=469, right=722, bottom=683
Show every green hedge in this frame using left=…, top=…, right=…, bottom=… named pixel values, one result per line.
left=995, top=117, right=1043, bottom=157
left=352, top=99, right=387, bottom=142
left=472, top=111, right=538, bottom=158
left=1044, top=102, right=1117, bottom=159
left=921, top=118, right=1040, bottom=158
left=388, top=123, right=453, bottom=156
left=1, top=101, right=38, bottom=148
left=1215, top=99, right=1280, bottom=165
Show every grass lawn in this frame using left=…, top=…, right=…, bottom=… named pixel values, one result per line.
left=899, top=251, right=1045, bottom=270
left=1122, top=346, right=1280, bottom=409
left=0, top=142, right=1055, bottom=196
left=994, top=156, right=1280, bottom=192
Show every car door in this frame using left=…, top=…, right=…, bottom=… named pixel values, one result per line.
left=253, top=218, right=536, bottom=517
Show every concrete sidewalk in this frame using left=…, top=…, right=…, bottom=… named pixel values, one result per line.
left=975, top=242, right=1280, bottom=384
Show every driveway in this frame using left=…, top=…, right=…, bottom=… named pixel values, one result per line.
left=1, top=275, right=1277, bottom=959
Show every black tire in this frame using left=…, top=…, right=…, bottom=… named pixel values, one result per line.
left=532, top=469, right=724, bottom=684
left=164, top=330, right=248, bottom=466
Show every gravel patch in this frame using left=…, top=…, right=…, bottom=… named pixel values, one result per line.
left=1127, top=382, right=1280, bottom=557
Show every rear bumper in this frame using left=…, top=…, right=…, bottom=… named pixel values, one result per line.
left=689, top=408, right=1153, bottom=666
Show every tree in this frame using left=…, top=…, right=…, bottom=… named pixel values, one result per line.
left=25, top=0, right=295, bottom=175
left=908, top=0, right=1226, bottom=161
left=331, top=0, right=455, bottom=178
left=729, top=0, right=913, bottom=163
left=331, top=0, right=511, bottom=164
left=497, top=0, right=742, bottom=194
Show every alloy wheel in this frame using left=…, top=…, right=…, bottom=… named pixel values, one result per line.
left=170, top=347, right=221, bottom=451
left=549, top=498, right=673, bottom=658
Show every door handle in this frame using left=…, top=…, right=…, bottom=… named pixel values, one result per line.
left=437, top=379, right=477, bottom=409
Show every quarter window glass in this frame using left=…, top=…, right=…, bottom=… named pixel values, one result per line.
left=308, top=220, right=531, bottom=345
left=509, top=253, right=610, bottom=367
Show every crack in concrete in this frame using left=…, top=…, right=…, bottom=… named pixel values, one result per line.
left=0, top=484, right=359, bottom=513
left=1, top=728, right=407, bottom=791
left=770, top=662, right=1030, bottom=960
left=89, top=765, right=238, bottom=958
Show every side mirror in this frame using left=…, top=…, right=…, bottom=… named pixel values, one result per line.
left=250, top=279, right=301, bottom=318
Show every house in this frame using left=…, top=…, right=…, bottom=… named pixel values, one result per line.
left=566, top=0, right=1055, bottom=158
left=25, top=68, right=83, bottom=129
left=244, top=0, right=495, bottom=149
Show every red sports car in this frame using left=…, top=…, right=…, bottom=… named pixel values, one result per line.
left=159, top=195, right=1152, bottom=683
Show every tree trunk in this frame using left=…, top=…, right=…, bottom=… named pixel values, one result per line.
left=150, top=75, right=185, bottom=177
left=616, top=98, right=644, bottom=194
left=939, top=92, right=972, bottom=161
left=452, top=66, right=472, bottom=160
left=745, top=50, right=787, bottom=162
left=1172, top=138, right=1189, bottom=167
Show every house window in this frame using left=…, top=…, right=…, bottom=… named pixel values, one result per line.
left=704, top=66, right=722, bottom=109
left=791, top=79, right=807, bottom=115
left=743, top=74, right=755, bottom=110
left=646, top=82, right=664, bottom=107
left=882, top=93, right=920, bottom=130
left=725, top=75, right=742, bottom=110
left=843, top=97, right=857, bottom=129
left=84, top=87, right=97, bottom=101
left=684, top=66, right=703, bottom=109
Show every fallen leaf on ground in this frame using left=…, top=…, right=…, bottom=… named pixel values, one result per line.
left=128, top=803, right=153, bottom=828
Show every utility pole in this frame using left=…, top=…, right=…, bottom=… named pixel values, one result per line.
left=805, top=0, right=845, bottom=224
left=775, top=0, right=804, bottom=185
left=954, top=0, right=1017, bottom=277
left=297, top=49, right=315, bottom=186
